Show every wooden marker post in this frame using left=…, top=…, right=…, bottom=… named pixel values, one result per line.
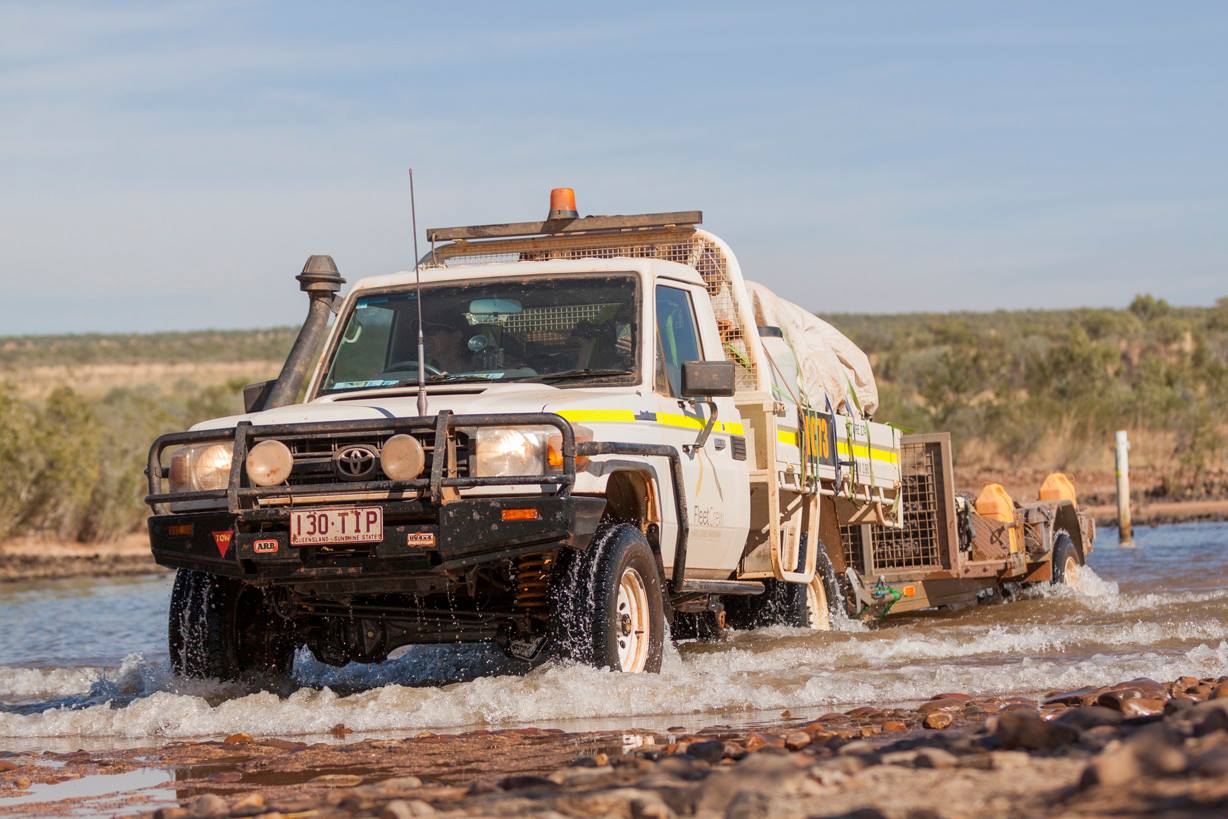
left=1115, top=430, right=1135, bottom=547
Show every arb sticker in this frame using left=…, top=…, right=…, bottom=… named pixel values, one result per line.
left=212, top=530, right=234, bottom=558
left=407, top=532, right=436, bottom=549
left=253, top=538, right=279, bottom=554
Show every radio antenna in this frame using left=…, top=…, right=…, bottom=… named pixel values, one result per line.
left=409, top=168, right=429, bottom=417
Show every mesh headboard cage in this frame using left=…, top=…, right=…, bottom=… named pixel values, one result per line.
left=426, top=228, right=767, bottom=393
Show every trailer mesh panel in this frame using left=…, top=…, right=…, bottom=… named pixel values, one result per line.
left=867, top=440, right=944, bottom=571
left=840, top=524, right=866, bottom=574
left=429, top=230, right=761, bottom=392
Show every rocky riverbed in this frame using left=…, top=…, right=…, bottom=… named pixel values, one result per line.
left=5, top=674, right=1228, bottom=817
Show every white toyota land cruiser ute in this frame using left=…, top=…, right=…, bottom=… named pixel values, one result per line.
left=146, top=190, right=903, bottom=678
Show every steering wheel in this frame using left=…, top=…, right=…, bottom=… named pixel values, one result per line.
left=384, top=360, right=444, bottom=376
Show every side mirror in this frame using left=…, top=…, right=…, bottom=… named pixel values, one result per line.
left=243, top=379, right=276, bottom=413
left=681, top=360, right=735, bottom=398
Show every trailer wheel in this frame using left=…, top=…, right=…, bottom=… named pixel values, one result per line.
left=168, top=569, right=296, bottom=681
left=552, top=524, right=664, bottom=673
left=1051, top=531, right=1085, bottom=590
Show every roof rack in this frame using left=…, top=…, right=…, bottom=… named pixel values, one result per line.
left=426, top=210, right=702, bottom=243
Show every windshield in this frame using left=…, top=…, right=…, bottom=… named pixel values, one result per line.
left=320, top=273, right=639, bottom=394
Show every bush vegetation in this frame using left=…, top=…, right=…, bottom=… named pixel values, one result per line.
left=1, top=295, right=1225, bottom=543
left=827, top=295, right=1228, bottom=493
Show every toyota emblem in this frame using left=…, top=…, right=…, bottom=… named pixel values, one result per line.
left=334, top=444, right=378, bottom=480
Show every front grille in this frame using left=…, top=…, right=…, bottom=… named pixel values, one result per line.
left=257, top=431, right=469, bottom=489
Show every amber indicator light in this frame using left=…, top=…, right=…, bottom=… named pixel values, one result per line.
left=501, top=508, right=540, bottom=522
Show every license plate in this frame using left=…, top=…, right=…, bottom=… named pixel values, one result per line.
left=290, top=507, right=383, bottom=546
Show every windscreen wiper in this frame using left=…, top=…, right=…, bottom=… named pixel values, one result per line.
left=524, top=368, right=635, bottom=382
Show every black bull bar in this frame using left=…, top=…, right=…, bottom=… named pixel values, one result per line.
left=145, top=410, right=754, bottom=596
left=145, top=410, right=577, bottom=516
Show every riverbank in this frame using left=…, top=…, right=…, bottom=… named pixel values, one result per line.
left=0, top=535, right=163, bottom=583
left=4, top=491, right=1227, bottom=583
left=3, top=674, right=1228, bottom=817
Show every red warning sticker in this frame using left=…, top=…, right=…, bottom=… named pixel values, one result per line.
left=212, top=530, right=234, bottom=558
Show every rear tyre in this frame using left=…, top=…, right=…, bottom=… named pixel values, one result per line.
left=725, top=539, right=840, bottom=631
left=168, top=569, right=296, bottom=681
left=552, top=524, right=664, bottom=673
left=1050, top=531, right=1084, bottom=589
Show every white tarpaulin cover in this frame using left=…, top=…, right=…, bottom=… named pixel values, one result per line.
left=746, top=281, right=879, bottom=417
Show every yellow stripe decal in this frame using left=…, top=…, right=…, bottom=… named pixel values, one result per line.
left=557, top=409, right=744, bottom=436
left=775, top=427, right=898, bottom=465
left=557, top=409, right=637, bottom=424
left=840, top=442, right=900, bottom=465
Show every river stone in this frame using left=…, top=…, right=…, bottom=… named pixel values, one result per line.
left=923, top=712, right=954, bottom=730
left=629, top=793, right=675, bottom=819
left=1081, top=747, right=1142, bottom=789
left=1056, top=705, right=1125, bottom=731
left=991, top=708, right=1079, bottom=751
left=497, top=774, right=557, bottom=791
left=695, top=754, right=806, bottom=815
left=1127, top=726, right=1188, bottom=775
left=784, top=731, right=812, bottom=751
left=1043, top=687, right=1099, bottom=707
left=1191, top=746, right=1228, bottom=776
left=381, top=799, right=435, bottom=819
left=1186, top=700, right=1228, bottom=736
left=686, top=740, right=728, bottom=764
left=1120, top=698, right=1166, bottom=719
left=186, top=794, right=228, bottom=818
left=914, top=747, right=959, bottom=769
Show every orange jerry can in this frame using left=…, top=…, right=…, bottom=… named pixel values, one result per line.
left=1039, top=472, right=1078, bottom=506
left=975, top=483, right=1020, bottom=553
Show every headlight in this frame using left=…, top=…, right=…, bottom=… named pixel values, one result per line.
left=169, top=442, right=233, bottom=492
left=473, top=427, right=550, bottom=477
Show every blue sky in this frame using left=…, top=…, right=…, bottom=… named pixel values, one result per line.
left=3, top=1, right=1226, bottom=334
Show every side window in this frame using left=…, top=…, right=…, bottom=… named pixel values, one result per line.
left=655, top=286, right=703, bottom=396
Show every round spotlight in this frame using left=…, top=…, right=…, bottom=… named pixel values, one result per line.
left=246, top=439, right=293, bottom=487
left=381, top=434, right=425, bottom=481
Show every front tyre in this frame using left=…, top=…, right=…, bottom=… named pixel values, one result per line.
left=168, top=569, right=296, bottom=681
left=553, top=524, right=664, bottom=673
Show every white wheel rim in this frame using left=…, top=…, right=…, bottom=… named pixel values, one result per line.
left=615, top=567, right=651, bottom=672
left=1063, top=555, right=1083, bottom=591
left=806, top=578, right=831, bottom=631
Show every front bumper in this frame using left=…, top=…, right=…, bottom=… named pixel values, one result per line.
left=148, top=494, right=606, bottom=584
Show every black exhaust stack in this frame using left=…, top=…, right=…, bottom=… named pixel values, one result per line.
left=259, top=255, right=345, bottom=410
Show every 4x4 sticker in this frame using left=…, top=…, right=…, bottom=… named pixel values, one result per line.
left=212, top=530, right=234, bottom=558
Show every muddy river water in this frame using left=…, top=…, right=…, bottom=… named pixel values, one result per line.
left=2, top=523, right=1227, bottom=752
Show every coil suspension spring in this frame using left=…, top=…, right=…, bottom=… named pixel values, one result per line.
left=514, top=552, right=554, bottom=610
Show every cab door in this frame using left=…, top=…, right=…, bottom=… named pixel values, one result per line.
left=651, top=283, right=749, bottom=577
